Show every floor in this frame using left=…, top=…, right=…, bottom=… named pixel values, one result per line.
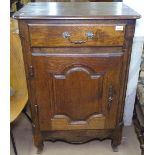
left=11, top=113, right=141, bottom=155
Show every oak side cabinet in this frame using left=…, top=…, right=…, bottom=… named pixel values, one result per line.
left=13, top=2, right=140, bottom=153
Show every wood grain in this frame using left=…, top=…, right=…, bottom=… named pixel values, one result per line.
left=51, top=114, right=106, bottom=130
left=13, top=2, right=140, bottom=20
left=32, top=53, right=123, bottom=130
left=15, top=2, right=140, bottom=152
left=29, top=24, right=125, bottom=47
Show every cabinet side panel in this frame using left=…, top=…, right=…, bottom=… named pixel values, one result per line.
left=116, top=20, right=136, bottom=126
left=18, top=20, right=43, bottom=147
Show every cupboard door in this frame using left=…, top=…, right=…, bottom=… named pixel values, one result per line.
left=32, top=53, right=123, bottom=131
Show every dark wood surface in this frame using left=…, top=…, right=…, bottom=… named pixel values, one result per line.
left=15, top=2, right=140, bottom=153
left=32, top=52, right=123, bottom=131
left=13, top=2, right=140, bottom=20
left=29, top=24, right=125, bottom=47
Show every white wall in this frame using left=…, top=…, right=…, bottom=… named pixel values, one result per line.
left=123, top=0, right=144, bottom=125
left=124, top=0, right=144, bottom=37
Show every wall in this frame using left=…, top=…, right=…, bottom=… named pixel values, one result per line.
left=123, top=0, right=144, bottom=125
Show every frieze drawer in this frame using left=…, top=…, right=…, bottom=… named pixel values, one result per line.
left=29, top=24, right=125, bottom=47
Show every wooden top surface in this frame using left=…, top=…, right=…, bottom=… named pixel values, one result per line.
left=13, top=2, right=140, bottom=20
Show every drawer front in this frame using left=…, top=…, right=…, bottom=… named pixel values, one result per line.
left=29, top=24, right=125, bottom=47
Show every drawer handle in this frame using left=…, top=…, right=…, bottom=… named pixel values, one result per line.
left=62, top=31, right=94, bottom=44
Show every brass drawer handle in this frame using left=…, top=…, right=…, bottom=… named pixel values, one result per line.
left=62, top=31, right=94, bottom=44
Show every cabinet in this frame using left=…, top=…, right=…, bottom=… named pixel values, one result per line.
left=13, top=2, right=140, bottom=153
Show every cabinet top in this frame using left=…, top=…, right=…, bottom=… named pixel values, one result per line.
left=13, top=2, right=140, bottom=20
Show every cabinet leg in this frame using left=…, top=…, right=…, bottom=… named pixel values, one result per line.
left=111, top=140, right=119, bottom=152
left=36, top=143, right=44, bottom=154
left=34, top=135, right=44, bottom=154
left=34, top=139, right=44, bottom=154
left=111, top=123, right=123, bottom=152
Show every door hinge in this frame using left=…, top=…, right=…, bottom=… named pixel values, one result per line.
left=28, top=65, right=34, bottom=79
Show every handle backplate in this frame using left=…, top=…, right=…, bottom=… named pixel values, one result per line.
left=62, top=31, right=94, bottom=44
